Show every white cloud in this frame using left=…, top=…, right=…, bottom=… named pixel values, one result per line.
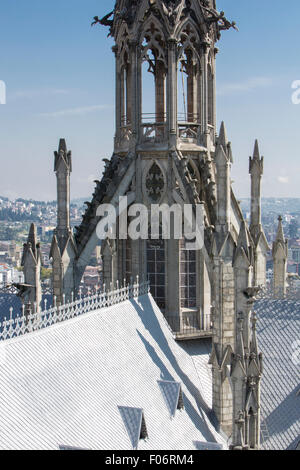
left=39, top=105, right=111, bottom=118
left=10, top=88, right=71, bottom=100
left=277, top=176, right=289, bottom=184
left=218, top=77, right=272, bottom=96
left=75, top=174, right=97, bottom=185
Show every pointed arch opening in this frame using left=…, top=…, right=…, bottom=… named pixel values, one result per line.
left=177, top=22, right=201, bottom=140
left=140, top=20, right=167, bottom=143
left=117, top=26, right=132, bottom=145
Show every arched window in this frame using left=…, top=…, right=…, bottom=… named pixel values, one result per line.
left=147, top=234, right=166, bottom=311
left=178, top=49, right=198, bottom=123
left=120, top=58, right=131, bottom=127
left=118, top=28, right=131, bottom=128
left=141, top=21, right=167, bottom=142
left=180, top=238, right=197, bottom=309
left=142, top=48, right=155, bottom=120
left=177, top=23, right=200, bottom=125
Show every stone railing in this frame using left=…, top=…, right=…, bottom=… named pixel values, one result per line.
left=140, top=122, right=166, bottom=144
left=178, top=122, right=200, bottom=141
left=0, top=278, right=150, bottom=343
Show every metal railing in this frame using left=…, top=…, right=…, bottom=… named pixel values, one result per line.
left=256, top=285, right=300, bottom=301
left=0, top=278, right=150, bottom=343
left=164, top=311, right=212, bottom=339
left=0, top=285, right=53, bottom=296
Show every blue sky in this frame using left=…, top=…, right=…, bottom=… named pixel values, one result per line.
left=0, top=0, right=300, bottom=201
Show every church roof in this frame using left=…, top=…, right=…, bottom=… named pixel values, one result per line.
left=255, top=298, right=300, bottom=450
left=0, top=293, right=226, bottom=450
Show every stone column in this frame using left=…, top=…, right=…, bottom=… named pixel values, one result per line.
left=186, top=51, right=196, bottom=122
left=155, top=61, right=166, bottom=123
left=129, top=40, right=138, bottom=149
left=126, top=63, right=132, bottom=126
left=167, top=38, right=178, bottom=147
left=212, top=48, right=218, bottom=133
left=201, top=40, right=210, bottom=146
left=113, top=45, right=121, bottom=149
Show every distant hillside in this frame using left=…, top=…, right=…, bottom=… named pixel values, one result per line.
left=240, top=198, right=300, bottom=215
left=70, top=198, right=89, bottom=207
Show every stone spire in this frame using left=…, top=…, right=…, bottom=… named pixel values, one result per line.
left=249, top=140, right=264, bottom=238
left=215, top=122, right=232, bottom=232
left=272, top=215, right=288, bottom=295
left=234, top=220, right=252, bottom=266
left=54, top=139, right=72, bottom=246
left=21, top=223, right=42, bottom=313
left=50, top=139, right=76, bottom=305
left=249, top=140, right=268, bottom=286
left=218, top=121, right=228, bottom=150
left=275, top=215, right=285, bottom=242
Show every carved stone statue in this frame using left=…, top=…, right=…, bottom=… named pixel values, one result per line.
left=91, top=11, right=114, bottom=28
left=161, top=0, right=182, bottom=26
left=201, top=4, right=238, bottom=33
left=91, top=11, right=114, bottom=36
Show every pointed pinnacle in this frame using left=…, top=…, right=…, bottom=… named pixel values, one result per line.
left=218, top=121, right=228, bottom=149
left=58, top=138, right=67, bottom=153
left=236, top=221, right=251, bottom=259
left=27, top=223, right=37, bottom=248
left=253, top=139, right=260, bottom=160
left=276, top=215, right=285, bottom=242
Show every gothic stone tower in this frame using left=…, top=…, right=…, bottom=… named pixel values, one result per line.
left=68, top=0, right=268, bottom=449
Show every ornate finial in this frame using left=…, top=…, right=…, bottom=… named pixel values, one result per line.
left=275, top=215, right=285, bottom=243
left=201, top=3, right=239, bottom=34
